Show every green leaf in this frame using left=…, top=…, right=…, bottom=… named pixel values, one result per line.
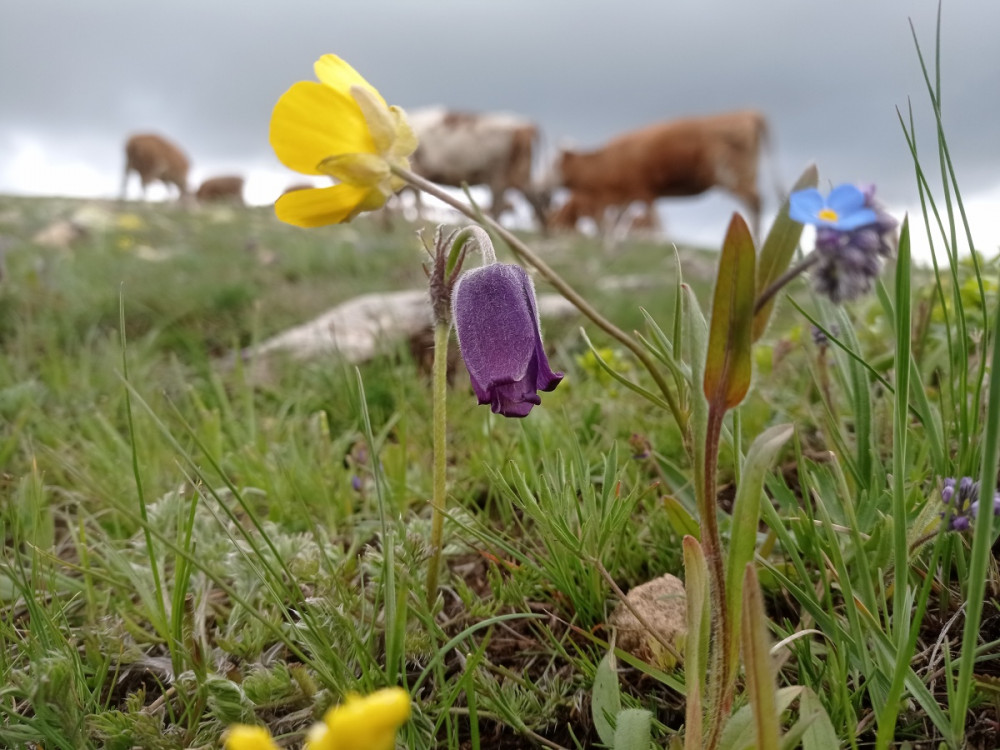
left=752, top=164, right=818, bottom=342
left=593, top=651, right=623, bottom=747
left=681, top=282, right=709, bottom=452
left=662, top=495, right=701, bottom=540
left=718, top=686, right=803, bottom=750
left=682, top=536, right=710, bottom=750
left=704, top=213, right=756, bottom=411
left=724, top=423, right=794, bottom=679
left=800, top=687, right=839, bottom=750
left=742, top=564, right=780, bottom=749
left=614, top=708, right=653, bottom=750
left=579, top=328, right=673, bottom=412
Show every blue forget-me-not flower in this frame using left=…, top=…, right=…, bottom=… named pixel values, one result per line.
left=789, top=183, right=898, bottom=303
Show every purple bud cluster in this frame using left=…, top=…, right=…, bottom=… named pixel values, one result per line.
left=940, top=476, right=1000, bottom=531
left=811, top=185, right=898, bottom=303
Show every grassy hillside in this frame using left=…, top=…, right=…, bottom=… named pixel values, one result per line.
left=0, top=192, right=997, bottom=749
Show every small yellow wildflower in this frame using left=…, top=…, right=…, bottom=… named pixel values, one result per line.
left=306, top=688, right=411, bottom=750
left=269, top=55, right=417, bottom=228
left=224, top=725, right=281, bottom=750
left=115, top=213, right=145, bottom=231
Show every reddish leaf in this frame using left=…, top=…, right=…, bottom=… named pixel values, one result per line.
left=703, top=213, right=756, bottom=410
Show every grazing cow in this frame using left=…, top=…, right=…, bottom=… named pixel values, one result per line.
left=196, top=175, right=245, bottom=204
left=405, top=107, right=550, bottom=228
left=551, top=110, right=771, bottom=236
left=121, top=133, right=190, bottom=201
left=551, top=193, right=660, bottom=237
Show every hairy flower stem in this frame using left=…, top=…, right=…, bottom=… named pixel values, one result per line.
left=753, top=251, right=820, bottom=315
left=392, top=166, right=688, bottom=434
left=425, top=321, right=451, bottom=608
left=702, top=403, right=731, bottom=750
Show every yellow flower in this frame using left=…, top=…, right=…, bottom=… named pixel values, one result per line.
left=115, top=213, right=145, bottom=231
left=224, top=725, right=281, bottom=750
left=305, top=688, right=411, bottom=750
left=269, top=55, right=418, bottom=228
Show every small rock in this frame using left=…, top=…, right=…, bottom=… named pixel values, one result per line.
left=608, top=573, right=686, bottom=670
left=71, top=203, right=117, bottom=232
left=32, top=219, right=87, bottom=249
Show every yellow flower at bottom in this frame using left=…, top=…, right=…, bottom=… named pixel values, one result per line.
left=269, top=55, right=417, bottom=228
left=224, top=725, right=281, bottom=750
left=306, top=688, right=411, bottom=750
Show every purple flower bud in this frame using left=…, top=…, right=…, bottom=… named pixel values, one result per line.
left=351, top=475, right=362, bottom=492
left=969, top=493, right=1000, bottom=519
left=951, top=515, right=971, bottom=531
left=453, top=263, right=564, bottom=418
left=959, top=476, right=976, bottom=498
left=941, top=482, right=955, bottom=505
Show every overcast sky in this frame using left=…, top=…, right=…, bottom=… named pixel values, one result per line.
left=2, top=1, right=998, bottom=257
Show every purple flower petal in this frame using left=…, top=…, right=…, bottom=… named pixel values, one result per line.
left=453, top=263, right=564, bottom=418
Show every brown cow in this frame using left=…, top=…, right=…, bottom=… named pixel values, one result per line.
left=196, top=175, right=245, bottom=205
left=551, top=193, right=659, bottom=236
left=121, top=133, right=190, bottom=201
left=551, top=194, right=662, bottom=248
left=552, top=111, right=770, bottom=236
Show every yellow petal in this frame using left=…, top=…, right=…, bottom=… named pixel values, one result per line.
left=270, top=81, right=374, bottom=175
left=313, top=55, right=387, bottom=109
left=274, top=184, right=386, bottom=227
left=224, top=725, right=280, bottom=750
left=388, top=106, right=419, bottom=160
left=350, top=85, right=397, bottom=156
left=317, top=152, right=390, bottom=188
left=305, top=721, right=330, bottom=750
left=320, top=688, right=411, bottom=750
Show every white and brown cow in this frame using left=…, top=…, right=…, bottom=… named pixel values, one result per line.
left=405, top=107, right=549, bottom=228
left=550, top=110, right=771, bottom=237
left=121, top=133, right=190, bottom=201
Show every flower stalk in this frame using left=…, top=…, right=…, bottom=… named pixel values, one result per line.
left=426, top=319, right=451, bottom=608
left=423, top=227, right=476, bottom=607
left=753, top=252, right=820, bottom=315
left=392, top=164, right=688, bottom=434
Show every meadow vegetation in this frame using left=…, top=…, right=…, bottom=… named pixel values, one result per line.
left=3, top=21, right=1000, bottom=750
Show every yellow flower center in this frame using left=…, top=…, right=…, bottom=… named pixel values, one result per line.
left=818, top=208, right=839, bottom=222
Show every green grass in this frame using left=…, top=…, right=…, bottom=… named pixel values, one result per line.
left=3, top=23, right=1000, bottom=747
left=0, top=182, right=994, bottom=749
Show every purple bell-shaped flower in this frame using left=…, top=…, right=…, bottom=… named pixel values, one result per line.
left=452, top=263, right=564, bottom=417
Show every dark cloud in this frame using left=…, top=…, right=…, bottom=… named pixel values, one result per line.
left=2, top=0, right=998, bottom=215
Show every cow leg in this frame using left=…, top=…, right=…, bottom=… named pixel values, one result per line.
left=743, top=191, right=762, bottom=240
left=487, top=185, right=511, bottom=221
left=120, top=166, right=131, bottom=201
left=411, top=186, right=425, bottom=222
left=522, top=188, right=551, bottom=234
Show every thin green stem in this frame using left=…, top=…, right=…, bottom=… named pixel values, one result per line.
left=391, top=165, right=688, bottom=435
left=752, top=251, right=820, bottom=316
left=426, top=321, right=451, bottom=608
left=702, top=403, right=730, bottom=750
